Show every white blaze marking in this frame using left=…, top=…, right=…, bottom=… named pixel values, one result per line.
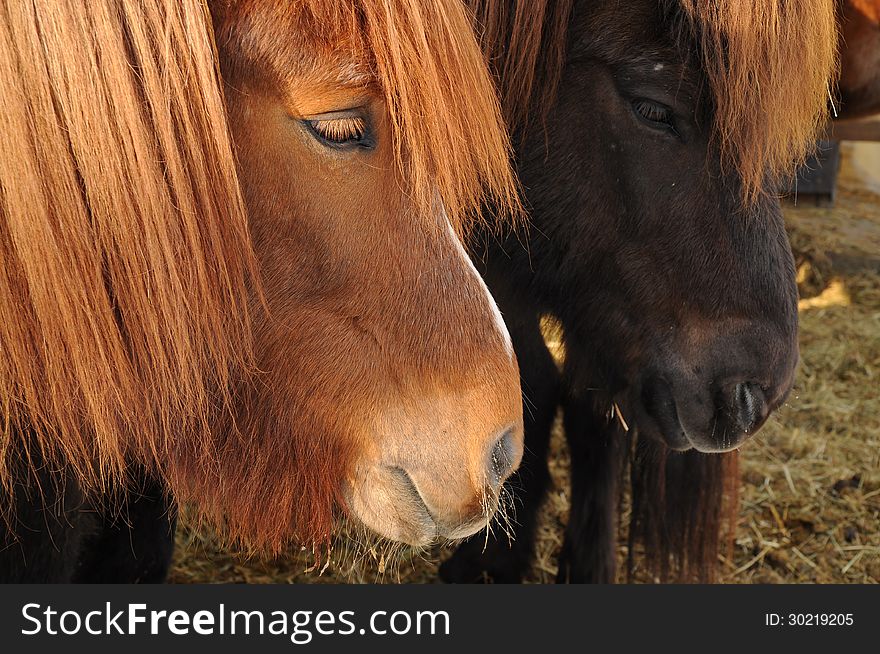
left=445, top=221, right=514, bottom=360
left=653, top=63, right=665, bottom=71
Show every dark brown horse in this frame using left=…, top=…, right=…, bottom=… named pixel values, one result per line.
left=0, top=0, right=524, bottom=581
left=442, top=0, right=837, bottom=583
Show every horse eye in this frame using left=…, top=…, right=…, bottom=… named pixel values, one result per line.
left=632, top=99, right=674, bottom=129
left=306, top=115, right=374, bottom=150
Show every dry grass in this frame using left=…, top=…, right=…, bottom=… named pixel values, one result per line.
left=169, top=142, right=880, bottom=584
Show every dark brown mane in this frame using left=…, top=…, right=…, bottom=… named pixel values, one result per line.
left=626, top=439, right=739, bottom=583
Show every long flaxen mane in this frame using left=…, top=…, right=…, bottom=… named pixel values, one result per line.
left=0, top=0, right=519, bottom=551
left=472, top=0, right=838, bottom=581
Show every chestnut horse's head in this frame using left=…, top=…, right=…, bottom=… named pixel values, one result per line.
left=473, top=0, right=836, bottom=453
left=0, top=0, right=523, bottom=552
left=205, top=0, right=525, bottom=548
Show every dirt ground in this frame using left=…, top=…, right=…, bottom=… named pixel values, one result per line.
left=169, top=141, right=880, bottom=584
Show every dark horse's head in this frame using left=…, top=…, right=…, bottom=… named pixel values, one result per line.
left=476, top=0, right=836, bottom=452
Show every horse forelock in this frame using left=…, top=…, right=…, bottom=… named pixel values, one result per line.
left=470, top=0, right=575, bottom=134
left=673, top=0, right=839, bottom=203
left=359, top=0, right=523, bottom=233
left=220, top=0, right=522, bottom=236
left=477, top=0, right=838, bottom=204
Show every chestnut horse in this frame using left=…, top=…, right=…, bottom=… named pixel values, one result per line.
left=838, top=0, right=880, bottom=119
left=0, top=0, right=524, bottom=581
left=441, top=0, right=837, bottom=583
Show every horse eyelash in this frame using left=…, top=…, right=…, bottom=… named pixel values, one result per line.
left=633, top=99, right=672, bottom=125
left=632, top=99, right=681, bottom=139
left=309, top=117, right=367, bottom=145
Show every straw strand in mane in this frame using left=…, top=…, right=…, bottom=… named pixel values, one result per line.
left=0, top=0, right=256, bottom=497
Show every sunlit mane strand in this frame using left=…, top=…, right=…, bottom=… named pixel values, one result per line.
left=0, top=0, right=257, bottom=495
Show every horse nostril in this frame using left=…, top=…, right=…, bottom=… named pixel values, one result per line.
left=733, top=381, right=766, bottom=433
left=488, top=427, right=519, bottom=488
